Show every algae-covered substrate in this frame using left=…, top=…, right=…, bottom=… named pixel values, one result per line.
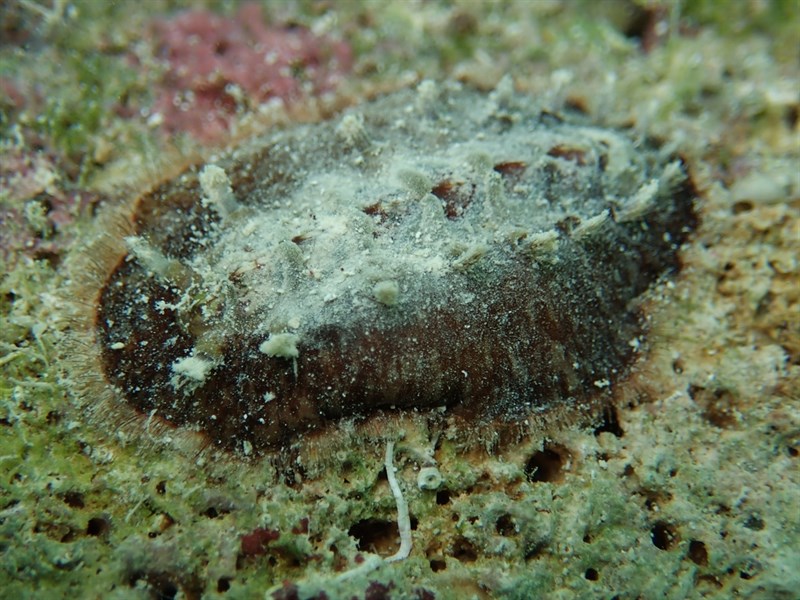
left=1, top=2, right=798, bottom=599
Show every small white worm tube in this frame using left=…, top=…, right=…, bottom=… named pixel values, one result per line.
left=384, top=440, right=412, bottom=562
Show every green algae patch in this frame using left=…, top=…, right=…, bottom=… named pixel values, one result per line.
left=1, top=1, right=798, bottom=599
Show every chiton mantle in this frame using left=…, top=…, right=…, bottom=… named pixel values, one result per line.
left=78, top=81, right=697, bottom=456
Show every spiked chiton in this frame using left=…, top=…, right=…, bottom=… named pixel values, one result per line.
left=89, top=81, right=696, bottom=456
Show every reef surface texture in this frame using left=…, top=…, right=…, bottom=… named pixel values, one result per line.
left=0, top=2, right=797, bottom=600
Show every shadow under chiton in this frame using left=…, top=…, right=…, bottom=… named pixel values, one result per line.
left=88, top=82, right=697, bottom=456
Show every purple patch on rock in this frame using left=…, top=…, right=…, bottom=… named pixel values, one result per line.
left=150, top=3, right=353, bottom=141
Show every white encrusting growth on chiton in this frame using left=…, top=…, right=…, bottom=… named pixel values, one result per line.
left=415, top=79, right=441, bottom=112
left=124, top=236, right=175, bottom=279
left=199, top=164, right=238, bottom=218
left=258, top=333, right=300, bottom=359
left=659, top=160, right=687, bottom=190
left=335, top=112, right=368, bottom=148
left=372, top=280, right=400, bottom=306
left=617, top=179, right=660, bottom=223
left=259, top=332, right=300, bottom=378
left=527, top=230, right=560, bottom=255
left=451, top=243, right=489, bottom=271
left=398, top=169, right=434, bottom=199
left=124, top=236, right=197, bottom=289
left=618, top=162, right=686, bottom=223
left=170, top=353, right=215, bottom=393
left=573, top=209, right=611, bottom=239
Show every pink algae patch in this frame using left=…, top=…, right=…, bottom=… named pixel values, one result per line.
left=0, top=78, right=26, bottom=112
left=150, top=3, right=353, bottom=141
left=0, top=150, right=97, bottom=266
left=240, top=527, right=280, bottom=557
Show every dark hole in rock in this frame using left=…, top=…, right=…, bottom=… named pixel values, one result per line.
left=697, top=574, right=722, bottom=588
left=414, top=586, right=436, bottom=599
left=365, top=581, right=392, bottom=600
left=525, top=444, right=570, bottom=483
left=60, top=528, right=78, bottom=543
left=33, top=248, right=62, bottom=269
left=429, top=558, right=446, bottom=572
left=585, top=567, right=599, bottom=581
left=449, top=536, right=478, bottom=562
left=127, top=571, right=196, bottom=600
left=436, top=490, right=451, bottom=505
left=743, top=514, right=764, bottom=531
left=62, top=491, right=85, bottom=508
left=495, top=513, right=517, bottom=537
left=348, top=518, right=398, bottom=557
left=651, top=521, right=679, bottom=551
left=214, top=40, right=229, bottom=56
left=594, top=406, right=624, bottom=437
left=688, top=540, right=708, bottom=566
left=86, top=517, right=109, bottom=537
left=364, top=581, right=394, bottom=600
left=784, top=103, right=799, bottom=129
left=524, top=541, right=547, bottom=561
left=447, top=9, right=478, bottom=36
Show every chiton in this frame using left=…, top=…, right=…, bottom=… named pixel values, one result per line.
left=87, top=81, right=696, bottom=456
